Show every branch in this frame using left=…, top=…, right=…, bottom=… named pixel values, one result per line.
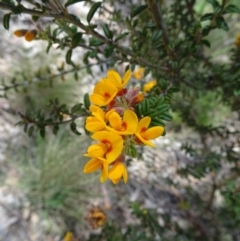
left=0, top=2, right=169, bottom=73
left=0, top=62, right=108, bottom=91
left=147, top=0, right=176, bottom=60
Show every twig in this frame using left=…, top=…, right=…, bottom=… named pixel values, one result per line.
left=0, top=62, right=108, bottom=91
left=0, top=2, right=169, bottom=73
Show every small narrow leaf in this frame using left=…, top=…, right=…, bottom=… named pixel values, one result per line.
left=83, top=93, right=90, bottom=110
left=3, top=13, right=11, bottom=30
left=72, top=32, right=83, bottom=48
left=66, top=49, right=72, bottom=64
left=87, top=2, right=102, bottom=23
left=65, top=0, right=86, bottom=7
left=130, top=4, right=148, bottom=19
left=103, top=24, right=113, bottom=39
left=224, top=4, right=240, bottom=14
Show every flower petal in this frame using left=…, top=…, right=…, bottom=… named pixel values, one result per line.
left=111, top=178, right=121, bottom=184
left=100, top=160, right=108, bottom=183
left=90, top=81, right=117, bottom=106
left=135, top=133, right=155, bottom=147
left=122, top=69, right=131, bottom=86
left=85, top=122, right=105, bottom=132
left=108, top=163, right=124, bottom=180
left=83, top=158, right=102, bottom=173
left=123, top=165, right=128, bottom=183
left=107, top=70, right=121, bottom=87
left=136, top=116, right=151, bottom=133
left=84, top=143, right=107, bottom=158
left=106, top=139, right=123, bottom=163
left=123, top=110, right=138, bottom=134
left=108, top=112, right=122, bottom=130
left=144, top=126, right=164, bottom=140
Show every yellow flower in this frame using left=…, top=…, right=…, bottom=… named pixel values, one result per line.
left=106, top=109, right=138, bottom=135
left=86, top=116, right=105, bottom=132
left=85, top=106, right=106, bottom=132
left=83, top=157, right=108, bottom=182
left=85, top=131, right=123, bottom=163
left=234, top=33, right=240, bottom=47
left=63, top=231, right=74, bottom=241
left=135, top=116, right=164, bottom=147
left=105, top=69, right=131, bottom=90
left=143, top=80, right=157, bottom=93
left=90, top=81, right=118, bottom=106
left=108, top=162, right=128, bottom=184
left=133, top=67, right=145, bottom=80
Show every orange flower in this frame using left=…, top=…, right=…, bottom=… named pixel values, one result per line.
left=24, top=30, right=37, bottom=42
left=14, top=29, right=28, bottom=37
left=135, top=116, right=164, bottom=147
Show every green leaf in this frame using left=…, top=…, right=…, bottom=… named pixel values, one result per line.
left=87, top=2, right=102, bottom=23
left=216, top=16, right=229, bottom=31
left=102, top=24, right=113, bottom=39
left=2, top=0, right=15, bottom=5
left=224, top=4, right=240, bottom=14
left=53, top=125, right=59, bottom=135
left=200, top=13, right=213, bottom=22
left=65, top=0, right=86, bottom=7
left=159, top=113, right=173, bottom=121
left=202, top=25, right=211, bottom=36
left=70, top=122, right=81, bottom=135
left=103, top=45, right=114, bottom=58
left=83, top=93, right=90, bottom=110
left=28, top=126, right=34, bottom=137
left=200, top=39, right=211, bottom=48
left=66, top=49, right=72, bottom=64
left=3, top=13, right=11, bottom=30
left=89, top=37, right=104, bottom=46
left=32, top=15, right=39, bottom=22
left=72, top=32, right=83, bottom=48
left=114, top=32, right=129, bottom=42
left=130, top=4, right=148, bottom=18
left=151, top=30, right=162, bottom=42
left=71, top=103, right=83, bottom=113
left=39, top=128, right=45, bottom=138
left=207, top=0, right=220, bottom=8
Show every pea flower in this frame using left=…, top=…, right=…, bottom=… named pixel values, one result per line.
left=108, top=162, right=128, bottom=184
left=90, top=81, right=118, bottom=106
left=143, top=80, right=157, bottom=93
left=85, top=131, right=123, bottom=163
left=83, top=157, right=108, bottom=182
left=106, top=109, right=138, bottom=135
left=105, top=69, right=131, bottom=90
left=135, top=116, right=164, bottom=147
left=133, top=67, right=145, bottom=80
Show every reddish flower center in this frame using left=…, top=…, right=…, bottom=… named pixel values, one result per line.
left=101, top=139, right=112, bottom=153
left=122, top=121, right=127, bottom=131
left=104, top=92, right=110, bottom=98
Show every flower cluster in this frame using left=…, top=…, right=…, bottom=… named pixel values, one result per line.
left=83, top=70, right=164, bottom=184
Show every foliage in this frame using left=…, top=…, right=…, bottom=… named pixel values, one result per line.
left=0, top=0, right=240, bottom=240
